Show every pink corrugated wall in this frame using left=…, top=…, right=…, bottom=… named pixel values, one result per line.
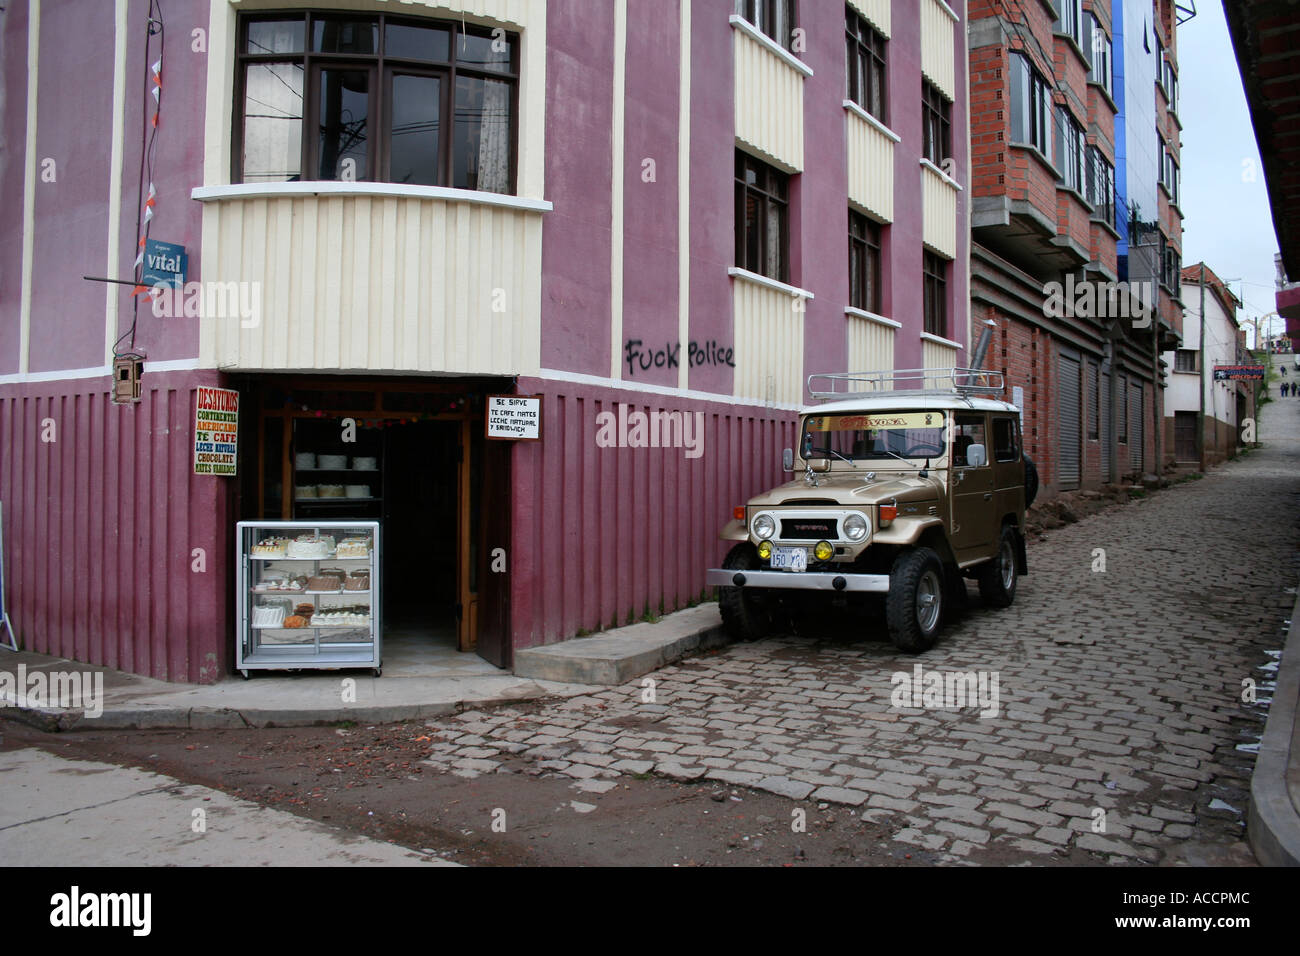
left=0, top=371, right=231, bottom=683
left=510, top=377, right=798, bottom=648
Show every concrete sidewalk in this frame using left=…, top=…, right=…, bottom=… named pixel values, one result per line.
left=1248, top=358, right=1300, bottom=865
left=0, top=747, right=457, bottom=866
left=0, top=603, right=728, bottom=731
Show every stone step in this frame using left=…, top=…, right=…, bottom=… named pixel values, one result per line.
left=513, top=604, right=728, bottom=685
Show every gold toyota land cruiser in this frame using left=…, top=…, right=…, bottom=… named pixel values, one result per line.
left=706, top=368, right=1038, bottom=652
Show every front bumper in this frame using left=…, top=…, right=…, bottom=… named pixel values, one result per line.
left=705, top=568, right=890, bottom=592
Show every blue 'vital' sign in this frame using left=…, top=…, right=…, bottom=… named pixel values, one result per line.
left=142, top=239, right=187, bottom=290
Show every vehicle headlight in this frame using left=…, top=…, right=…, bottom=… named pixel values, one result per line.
left=752, top=513, right=775, bottom=539
left=843, top=513, right=868, bottom=541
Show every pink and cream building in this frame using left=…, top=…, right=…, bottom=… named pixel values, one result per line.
left=0, top=0, right=970, bottom=682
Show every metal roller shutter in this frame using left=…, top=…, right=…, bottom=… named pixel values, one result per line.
left=1129, top=381, right=1144, bottom=473
left=1059, top=352, right=1082, bottom=489
left=1101, top=370, right=1111, bottom=478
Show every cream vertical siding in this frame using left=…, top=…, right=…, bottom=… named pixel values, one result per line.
left=732, top=277, right=806, bottom=406
left=847, top=0, right=890, bottom=35
left=198, top=194, right=543, bottom=375
left=920, top=0, right=957, bottom=100
left=921, top=162, right=959, bottom=259
left=846, top=108, right=895, bottom=222
left=733, top=24, right=806, bottom=172
left=922, top=338, right=960, bottom=372
left=846, top=314, right=896, bottom=373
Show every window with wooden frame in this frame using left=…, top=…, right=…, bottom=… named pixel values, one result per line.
left=235, top=12, right=518, bottom=192
left=735, top=151, right=790, bottom=282
left=735, top=0, right=797, bottom=51
left=922, top=81, right=952, bottom=166
left=845, top=6, right=886, bottom=122
left=923, top=251, right=948, bottom=337
left=849, top=210, right=882, bottom=314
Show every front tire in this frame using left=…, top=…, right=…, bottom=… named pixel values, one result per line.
left=718, top=542, right=775, bottom=642
left=977, top=525, right=1019, bottom=608
left=886, top=547, right=945, bottom=653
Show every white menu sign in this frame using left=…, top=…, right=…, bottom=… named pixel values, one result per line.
left=486, top=395, right=543, bottom=441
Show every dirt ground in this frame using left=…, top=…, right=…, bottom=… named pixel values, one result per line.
left=0, top=714, right=1100, bottom=867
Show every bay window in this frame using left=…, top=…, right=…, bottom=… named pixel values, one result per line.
left=235, top=11, right=518, bottom=192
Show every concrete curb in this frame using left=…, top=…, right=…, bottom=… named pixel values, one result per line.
left=513, top=603, right=729, bottom=685
left=1248, top=587, right=1300, bottom=866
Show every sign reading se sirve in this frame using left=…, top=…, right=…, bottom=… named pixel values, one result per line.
left=486, top=395, right=542, bottom=441
left=194, top=387, right=239, bottom=475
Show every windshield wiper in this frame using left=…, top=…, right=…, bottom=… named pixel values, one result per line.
left=806, top=445, right=857, bottom=468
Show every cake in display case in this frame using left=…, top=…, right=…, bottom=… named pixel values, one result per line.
left=236, top=521, right=381, bottom=677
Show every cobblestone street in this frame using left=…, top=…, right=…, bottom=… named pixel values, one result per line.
left=420, top=440, right=1298, bottom=865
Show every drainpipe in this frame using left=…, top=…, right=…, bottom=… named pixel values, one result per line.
left=970, top=318, right=997, bottom=372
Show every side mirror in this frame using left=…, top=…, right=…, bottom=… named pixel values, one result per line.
left=782, top=448, right=794, bottom=472
left=809, top=458, right=831, bottom=473
left=967, top=444, right=987, bottom=467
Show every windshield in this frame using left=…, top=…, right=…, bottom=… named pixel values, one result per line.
left=800, top=411, right=948, bottom=466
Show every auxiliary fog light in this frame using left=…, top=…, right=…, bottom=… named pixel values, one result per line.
left=843, top=513, right=868, bottom=541
left=814, top=540, right=834, bottom=562
left=757, top=540, right=773, bottom=560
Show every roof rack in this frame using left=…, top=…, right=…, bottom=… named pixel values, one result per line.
left=807, top=367, right=1006, bottom=400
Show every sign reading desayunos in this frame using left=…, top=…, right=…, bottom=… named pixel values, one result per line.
left=194, top=387, right=239, bottom=476
left=486, top=395, right=543, bottom=441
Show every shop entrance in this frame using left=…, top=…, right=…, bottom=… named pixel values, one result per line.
left=238, top=376, right=512, bottom=667
left=382, top=420, right=460, bottom=643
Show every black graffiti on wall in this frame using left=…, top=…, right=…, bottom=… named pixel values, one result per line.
left=624, top=339, right=735, bottom=376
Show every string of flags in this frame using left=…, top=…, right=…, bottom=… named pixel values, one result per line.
left=131, top=58, right=164, bottom=299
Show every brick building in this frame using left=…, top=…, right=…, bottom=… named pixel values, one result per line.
left=967, top=0, right=1184, bottom=496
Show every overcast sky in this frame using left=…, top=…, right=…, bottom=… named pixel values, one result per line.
left=1177, top=1, right=1282, bottom=344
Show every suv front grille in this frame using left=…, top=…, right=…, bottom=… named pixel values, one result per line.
left=780, top=517, right=838, bottom=540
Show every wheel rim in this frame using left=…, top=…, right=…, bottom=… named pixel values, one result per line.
left=916, top=569, right=942, bottom=632
left=999, top=539, right=1015, bottom=589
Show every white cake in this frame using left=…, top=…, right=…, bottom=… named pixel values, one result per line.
left=352, top=457, right=377, bottom=470
left=251, top=537, right=289, bottom=557
left=318, top=454, right=348, bottom=469
left=335, top=537, right=370, bottom=558
left=344, top=485, right=370, bottom=499
left=287, top=535, right=335, bottom=558
left=295, top=452, right=317, bottom=469
left=252, top=605, right=286, bottom=628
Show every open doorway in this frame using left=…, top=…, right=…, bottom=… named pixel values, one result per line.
left=382, top=419, right=461, bottom=647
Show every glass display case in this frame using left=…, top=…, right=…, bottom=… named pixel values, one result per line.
left=236, top=520, right=381, bottom=677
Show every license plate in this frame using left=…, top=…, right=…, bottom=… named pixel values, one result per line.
left=770, top=547, right=808, bottom=572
